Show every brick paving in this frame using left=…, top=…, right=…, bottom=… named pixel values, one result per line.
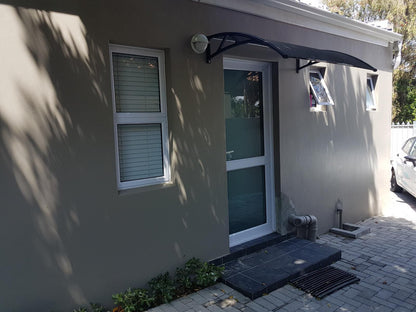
left=150, top=191, right=416, bottom=311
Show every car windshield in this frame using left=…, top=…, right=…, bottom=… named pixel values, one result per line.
left=403, top=138, right=415, bottom=154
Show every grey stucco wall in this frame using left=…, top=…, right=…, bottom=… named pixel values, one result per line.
left=278, top=61, right=392, bottom=233
left=0, top=0, right=393, bottom=310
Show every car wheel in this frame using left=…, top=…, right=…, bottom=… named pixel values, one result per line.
left=391, top=169, right=403, bottom=192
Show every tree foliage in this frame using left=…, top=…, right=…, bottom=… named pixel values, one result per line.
left=324, top=0, right=416, bottom=122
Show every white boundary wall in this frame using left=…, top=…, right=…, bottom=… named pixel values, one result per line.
left=391, top=122, right=416, bottom=158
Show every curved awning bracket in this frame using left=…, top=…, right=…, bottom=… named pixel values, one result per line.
left=206, top=32, right=288, bottom=64
left=296, top=59, right=319, bottom=73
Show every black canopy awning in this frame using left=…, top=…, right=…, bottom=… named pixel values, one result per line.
left=206, top=32, right=377, bottom=72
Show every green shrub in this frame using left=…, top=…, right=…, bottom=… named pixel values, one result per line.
left=175, top=258, right=223, bottom=293
left=148, top=272, right=176, bottom=304
left=73, top=258, right=223, bottom=312
left=175, top=266, right=193, bottom=295
left=72, top=303, right=109, bottom=312
left=112, top=288, right=154, bottom=312
left=89, top=303, right=109, bottom=312
left=176, top=258, right=199, bottom=293
left=195, top=260, right=224, bottom=288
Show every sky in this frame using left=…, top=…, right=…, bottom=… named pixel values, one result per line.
left=298, top=0, right=327, bottom=10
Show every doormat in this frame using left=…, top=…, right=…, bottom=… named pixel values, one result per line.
left=290, top=266, right=359, bottom=299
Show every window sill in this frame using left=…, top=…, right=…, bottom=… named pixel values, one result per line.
left=309, top=107, right=326, bottom=113
left=118, top=180, right=174, bottom=196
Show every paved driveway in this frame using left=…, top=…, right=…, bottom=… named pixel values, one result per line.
left=150, top=191, right=416, bottom=312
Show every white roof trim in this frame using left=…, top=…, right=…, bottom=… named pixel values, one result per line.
left=193, top=0, right=402, bottom=47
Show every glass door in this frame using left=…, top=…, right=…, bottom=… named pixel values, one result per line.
left=224, top=58, right=275, bottom=247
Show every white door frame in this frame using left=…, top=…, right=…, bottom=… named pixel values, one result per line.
left=224, top=58, right=276, bottom=247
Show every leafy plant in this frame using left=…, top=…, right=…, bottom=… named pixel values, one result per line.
left=195, top=261, right=224, bottom=288
left=112, top=288, right=154, bottom=312
left=175, top=265, right=195, bottom=294
left=89, top=303, right=109, bottom=312
left=175, top=258, right=223, bottom=293
left=72, top=303, right=110, bottom=312
left=74, top=258, right=222, bottom=312
left=148, top=272, right=176, bottom=304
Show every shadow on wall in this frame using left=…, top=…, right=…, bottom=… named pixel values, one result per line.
left=0, top=1, right=228, bottom=310
left=168, top=55, right=227, bottom=253
left=0, top=3, right=108, bottom=309
left=313, top=65, right=381, bottom=228
left=279, top=60, right=384, bottom=233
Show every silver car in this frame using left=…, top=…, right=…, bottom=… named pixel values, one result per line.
left=391, top=136, right=416, bottom=195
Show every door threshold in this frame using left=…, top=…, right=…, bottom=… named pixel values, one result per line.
left=210, top=232, right=295, bottom=266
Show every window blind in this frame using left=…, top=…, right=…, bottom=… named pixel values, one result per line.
left=112, top=53, right=161, bottom=112
left=117, top=124, right=163, bottom=182
left=110, top=45, right=169, bottom=189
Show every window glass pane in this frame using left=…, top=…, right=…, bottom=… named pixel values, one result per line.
left=117, top=124, right=163, bottom=182
left=310, top=72, right=331, bottom=104
left=224, top=70, right=264, bottom=160
left=410, top=144, right=416, bottom=157
left=112, top=53, right=160, bottom=112
left=227, top=166, right=266, bottom=234
left=403, top=138, right=415, bottom=154
left=366, top=78, right=375, bottom=109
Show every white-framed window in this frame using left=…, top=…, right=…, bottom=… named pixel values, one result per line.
left=366, top=75, right=377, bottom=111
left=309, top=69, right=334, bottom=111
left=109, top=44, right=170, bottom=190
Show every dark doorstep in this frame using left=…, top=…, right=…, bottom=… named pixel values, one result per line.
left=211, top=232, right=295, bottom=266
left=215, top=237, right=341, bottom=299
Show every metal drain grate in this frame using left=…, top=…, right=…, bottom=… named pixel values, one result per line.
left=290, top=266, right=359, bottom=299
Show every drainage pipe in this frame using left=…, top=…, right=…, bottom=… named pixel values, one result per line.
left=335, top=199, right=343, bottom=229
left=336, top=208, right=343, bottom=229
left=288, top=214, right=318, bottom=242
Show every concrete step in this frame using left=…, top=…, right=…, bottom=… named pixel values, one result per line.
left=219, top=238, right=341, bottom=299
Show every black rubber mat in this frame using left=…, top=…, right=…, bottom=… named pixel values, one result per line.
left=290, top=266, right=359, bottom=299
left=218, top=238, right=341, bottom=299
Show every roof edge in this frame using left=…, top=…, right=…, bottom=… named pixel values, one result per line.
left=192, top=0, right=402, bottom=47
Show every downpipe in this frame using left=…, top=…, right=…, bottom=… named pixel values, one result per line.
left=335, top=199, right=343, bottom=229
left=288, top=214, right=318, bottom=242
